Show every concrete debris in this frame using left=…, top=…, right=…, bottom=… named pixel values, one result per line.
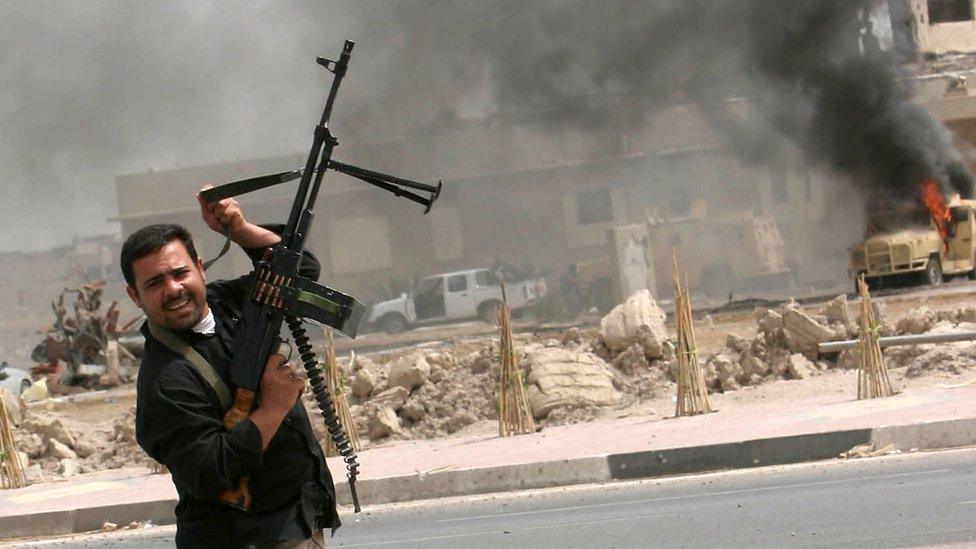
left=48, top=438, right=77, bottom=460
left=370, top=386, right=410, bottom=412
left=780, top=301, right=845, bottom=360
left=726, top=334, right=751, bottom=354
left=599, top=290, right=668, bottom=359
left=21, top=433, right=46, bottom=458
left=352, top=356, right=388, bottom=396
left=350, top=368, right=377, bottom=399
left=740, top=356, right=769, bottom=378
left=400, top=399, right=426, bottom=422
left=464, top=349, right=494, bottom=374
left=387, top=354, right=431, bottom=392
left=896, top=306, right=936, bottom=335
left=59, top=457, right=79, bottom=477
left=820, top=295, right=854, bottom=336
left=12, top=404, right=156, bottom=481
left=786, top=353, right=818, bottom=380
left=22, top=414, right=76, bottom=449
left=755, top=308, right=783, bottom=341
left=905, top=342, right=976, bottom=377
left=523, top=347, right=619, bottom=419
left=611, top=343, right=649, bottom=375
left=709, top=353, right=741, bottom=392
left=368, top=406, right=402, bottom=439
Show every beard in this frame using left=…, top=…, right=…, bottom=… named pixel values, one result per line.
left=156, top=291, right=205, bottom=331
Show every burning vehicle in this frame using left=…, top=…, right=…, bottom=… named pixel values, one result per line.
left=849, top=182, right=976, bottom=290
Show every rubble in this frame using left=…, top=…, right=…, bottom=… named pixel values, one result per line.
left=368, top=406, right=402, bottom=439
left=781, top=301, right=845, bottom=359
left=22, top=414, right=76, bottom=448
left=11, top=404, right=153, bottom=482
left=599, top=290, right=668, bottom=358
left=10, top=290, right=976, bottom=481
left=350, top=368, right=377, bottom=398
left=387, top=354, right=430, bottom=392
left=786, top=353, right=818, bottom=380
left=905, top=343, right=976, bottom=377
left=523, top=348, right=619, bottom=419
left=370, top=386, right=409, bottom=411
left=896, top=306, right=936, bottom=335
left=48, top=438, right=77, bottom=460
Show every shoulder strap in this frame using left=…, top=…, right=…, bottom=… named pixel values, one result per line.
left=147, top=322, right=232, bottom=412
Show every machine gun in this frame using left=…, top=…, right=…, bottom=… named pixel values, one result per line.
left=200, top=40, right=440, bottom=513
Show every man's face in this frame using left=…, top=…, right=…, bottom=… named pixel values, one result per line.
left=126, top=240, right=209, bottom=330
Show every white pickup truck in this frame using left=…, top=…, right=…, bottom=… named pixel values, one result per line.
left=365, top=268, right=548, bottom=333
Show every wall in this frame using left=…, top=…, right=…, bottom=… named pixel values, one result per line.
left=908, top=0, right=976, bottom=53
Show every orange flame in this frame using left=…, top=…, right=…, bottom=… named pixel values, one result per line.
left=920, top=179, right=951, bottom=245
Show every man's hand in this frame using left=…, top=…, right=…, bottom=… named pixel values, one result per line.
left=259, top=354, right=306, bottom=413
left=196, top=185, right=280, bottom=249
left=248, top=353, right=306, bottom=450
left=197, top=185, right=246, bottom=236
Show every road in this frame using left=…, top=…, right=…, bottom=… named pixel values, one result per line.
left=7, top=448, right=976, bottom=548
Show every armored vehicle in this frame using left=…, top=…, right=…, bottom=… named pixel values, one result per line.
left=848, top=195, right=976, bottom=289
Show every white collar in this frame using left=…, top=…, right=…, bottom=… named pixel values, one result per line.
left=191, top=309, right=216, bottom=336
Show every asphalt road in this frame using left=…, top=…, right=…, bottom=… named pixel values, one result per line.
left=7, top=448, right=976, bottom=549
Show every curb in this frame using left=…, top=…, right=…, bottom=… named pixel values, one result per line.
left=4, top=417, right=976, bottom=539
left=334, top=420, right=969, bottom=507
left=0, top=499, right=178, bottom=539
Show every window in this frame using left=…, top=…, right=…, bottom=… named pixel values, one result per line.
left=476, top=270, right=499, bottom=287
left=576, top=188, right=614, bottom=225
left=447, top=274, right=467, bottom=292
left=928, top=0, right=974, bottom=23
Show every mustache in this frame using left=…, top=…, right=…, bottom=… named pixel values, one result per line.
left=163, top=293, right=190, bottom=308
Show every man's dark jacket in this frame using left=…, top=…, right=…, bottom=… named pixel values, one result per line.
left=135, top=242, right=340, bottom=548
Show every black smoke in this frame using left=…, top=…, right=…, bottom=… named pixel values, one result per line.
left=348, top=0, right=974, bottom=203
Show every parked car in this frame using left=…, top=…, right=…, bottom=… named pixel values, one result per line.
left=0, top=361, right=32, bottom=396
left=366, top=268, right=548, bottom=333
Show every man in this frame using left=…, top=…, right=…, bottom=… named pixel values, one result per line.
left=124, top=191, right=338, bottom=548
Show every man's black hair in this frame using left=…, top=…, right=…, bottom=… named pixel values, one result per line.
left=120, top=224, right=199, bottom=287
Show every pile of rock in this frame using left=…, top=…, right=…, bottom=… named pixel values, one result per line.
left=337, top=347, right=498, bottom=445
left=10, top=402, right=152, bottom=481
left=694, top=297, right=865, bottom=392
left=875, top=304, right=976, bottom=377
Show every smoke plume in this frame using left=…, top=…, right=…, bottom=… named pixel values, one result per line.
left=349, top=0, right=974, bottom=204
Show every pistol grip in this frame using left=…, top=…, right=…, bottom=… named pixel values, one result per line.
left=220, top=388, right=256, bottom=510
